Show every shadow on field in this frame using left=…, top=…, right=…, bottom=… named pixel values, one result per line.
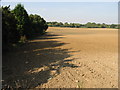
left=2, top=32, right=80, bottom=89
left=31, top=32, right=64, bottom=40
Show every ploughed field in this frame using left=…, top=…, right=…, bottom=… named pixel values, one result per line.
left=3, top=27, right=118, bottom=88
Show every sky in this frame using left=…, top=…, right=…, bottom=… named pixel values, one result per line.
left=1, top=2, right=118, bottom=24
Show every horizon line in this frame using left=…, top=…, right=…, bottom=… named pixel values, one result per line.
left=46, top=21, right=118, bottom=25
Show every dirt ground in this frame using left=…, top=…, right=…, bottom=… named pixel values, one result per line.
left=2, top=27, right=118, bottom=88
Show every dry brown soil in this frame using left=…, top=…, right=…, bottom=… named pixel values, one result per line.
left=3, top=27, right=118, bottom=88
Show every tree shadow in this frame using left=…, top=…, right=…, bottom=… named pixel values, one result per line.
left=2, top=32, right=80, bottom=89
left=30, top=32, right=64, bottom=40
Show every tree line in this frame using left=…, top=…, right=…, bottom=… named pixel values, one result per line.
left=47, top=22, right=118, bottom=29
left=2, top=4, right=48, bottom=51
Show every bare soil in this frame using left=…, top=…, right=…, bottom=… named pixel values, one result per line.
left=3, top=27, right=118, bottom=88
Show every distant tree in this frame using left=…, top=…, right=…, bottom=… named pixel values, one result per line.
left=101, top=23, right=106, bottom=28
left=85, top=22, right=92, bottom=28
left=59, top=22, right=63, bottom=26
left=64, top=22, right=69, bottom=27
left=69, top=23, right=75, bottom=27
left=74, top=23, right=80, bottom=28
left=47, top=21, right=117, bottom=29
left=110, top=24, right=116, bottom=28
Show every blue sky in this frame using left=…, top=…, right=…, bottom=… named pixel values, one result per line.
left=2, top=2, right=118, bottom=24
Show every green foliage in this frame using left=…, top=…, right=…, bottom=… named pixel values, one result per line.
left=47, top=21, right=117, bottom=29
left=110, top=24, right=118, bottom=28
left=2, top=6, right=20, bottom=50
left=12, top=4, right=30, bottom=38
left=2, top=4, right=48, bottom=52
left=29, top=14, right=48, bottom=37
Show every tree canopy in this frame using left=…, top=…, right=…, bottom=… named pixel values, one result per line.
left=47, top=22, right=118, bottom=29
left=2, top=6, right=20, bottom=50
left=2, top=4, right=48, bottom=52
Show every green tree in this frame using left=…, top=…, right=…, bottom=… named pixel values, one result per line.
left=2, top=6, right=20, bottom=50
left=110, top=24, right=116, bottom=28
left=12, top=4, right=30, bottom=38
left=29, top=14, right=48, bottom=36
left=64, top=22, right=69, bottom=27
left=86, top=22, right=92, bottom=28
